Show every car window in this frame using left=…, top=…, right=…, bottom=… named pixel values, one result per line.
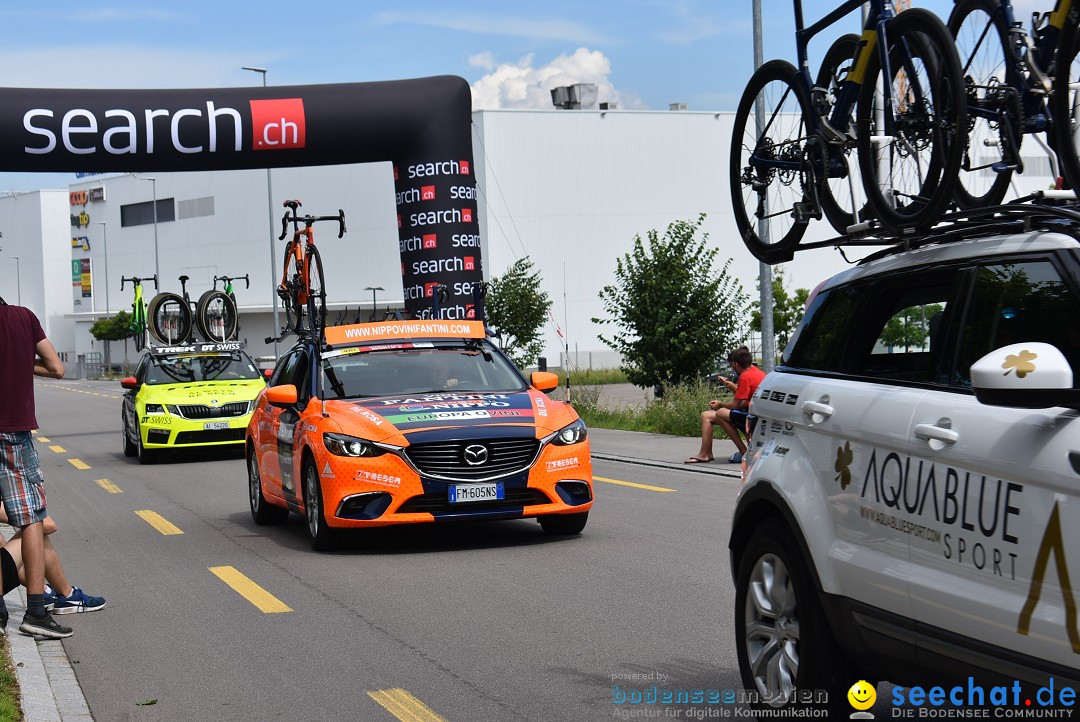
left=269, top=350, right=299, bottom=387
left=783, top=284, right=864, bottom=372
left=320, top=343, right=526, bottom=399
left=954, top=259, right=1080, bottom=388
left=145, top=352, right=262, bottom=385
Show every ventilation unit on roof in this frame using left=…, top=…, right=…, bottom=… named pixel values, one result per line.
left=550, top=84, right=598, bottom=110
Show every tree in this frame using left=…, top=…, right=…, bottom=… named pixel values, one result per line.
left=881, top=303, right=943, bottom=350
left=90, top=311, right=132, bottom=375
left=750, top=268, right=810, bottom=352
left=485, top=257, right=553, bottom=368
left=593, top=214, right=749, bottom=390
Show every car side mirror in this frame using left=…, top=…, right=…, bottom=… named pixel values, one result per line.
left=120, top=376, right=140, bottom=390
left=971, top=342, right=1080, bottom=409
left=265, top=384, right=298, bottom=408
left=530, top=371, right=559, bottom=392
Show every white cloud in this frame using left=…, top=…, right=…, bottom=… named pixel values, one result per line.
left=470, top=48, right=643, bottom=110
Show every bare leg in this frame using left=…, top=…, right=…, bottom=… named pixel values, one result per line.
left=19, top=521, right=44, bottom=597
left=716, top=410, right=747, bottom=455
left=10, top=527, right=72, bottom=597
left=688, top=410, right=716, bottom=461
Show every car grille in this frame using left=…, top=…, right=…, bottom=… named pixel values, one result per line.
left=176, top=402, right=248, bottom=419
left=396, top=488, right=552, bottom=514
left=173, top=429, right=246, bottom=445
left=403, top=437, right=541, bottom=481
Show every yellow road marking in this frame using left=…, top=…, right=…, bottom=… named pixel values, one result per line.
left=36, top=436, right=50, bottom=443
left=367, top=688, right=447, bottom=722
left=48, top=445, right=65, bottom=453
left=593, top=475, right=676, bottom=493
left=68, top=459, right=90, bottom=470
left=209, top=566, right=292, bottom=613
left=95, top=479, right=123, bottom=494
left=135, top=510, right=183, bottom=535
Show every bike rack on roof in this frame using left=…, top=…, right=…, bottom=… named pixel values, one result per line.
left=771, top=191, right=1080, bottom=266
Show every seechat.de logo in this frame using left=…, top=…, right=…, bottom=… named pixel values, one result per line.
left=249, top=98, right=306, bottom=150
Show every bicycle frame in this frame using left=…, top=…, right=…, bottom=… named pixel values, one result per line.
left=962, top=0, right=1071, bottom=134
left=754, top=0, right=919, bottom=180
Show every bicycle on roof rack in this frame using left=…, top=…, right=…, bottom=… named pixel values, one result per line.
left=121, top=274, right=158, bottom=351
left=267, top=199, right=345, bottom=344
left=948, top=0, right=1080, bottom=208
left=731, top=0, right=967, bottom=264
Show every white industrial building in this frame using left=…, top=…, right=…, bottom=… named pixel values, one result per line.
left=0, top=108, right=1059, bottom=373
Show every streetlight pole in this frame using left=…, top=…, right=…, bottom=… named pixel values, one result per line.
left=96, top=222, right=110, bottom=314
left=242, top=65, right=281, bottom=358
left=365, top=286, right=384, bottom=321
left=12, top=256, right=20, bottom=305
left=139, top=177, right=160, bottom=285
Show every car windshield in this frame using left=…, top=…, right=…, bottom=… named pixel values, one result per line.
left=319, top=342, right=526, bottom=399
left=145, top=353, right=262, bottom=385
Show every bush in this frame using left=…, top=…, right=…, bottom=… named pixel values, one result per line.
left=573, top=378, right=733, bottom=438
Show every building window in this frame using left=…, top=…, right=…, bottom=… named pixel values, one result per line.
left=120, top=199, right=175, bottom=227
left=178, top=196, right=215, bottom=219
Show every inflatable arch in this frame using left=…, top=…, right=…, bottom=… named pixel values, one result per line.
left=0, top=75, right=482, bottom=320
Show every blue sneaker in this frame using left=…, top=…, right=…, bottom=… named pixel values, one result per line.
left=43, top=583, right=56, bottom=611
left=51, top=586, right=106, bottom=615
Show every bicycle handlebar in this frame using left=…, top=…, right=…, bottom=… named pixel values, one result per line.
left=120, top=274, right=158, bottom=291
left=278, top=206, right=347, bottom=240
left=213, top=274, right=250, bottom=289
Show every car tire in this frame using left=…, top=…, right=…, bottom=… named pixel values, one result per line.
left=734, top=517, right=853, bottom=717
left=538, top=511, right=588, bottom=535
left=302, top=458, right=339, bottom=551
left=136, top=419, right=157, bottom=465
left=122, top=413, right=137, bottom=458
left=249, top=447, right=288, bottom=525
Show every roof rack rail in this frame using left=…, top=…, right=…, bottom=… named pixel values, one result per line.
left=762, top=191, right=1080, bottom=265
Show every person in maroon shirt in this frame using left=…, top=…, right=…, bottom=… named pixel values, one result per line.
left=686, top=346, right=766, bottom=465
left=0, top=297, right=73, bottom=638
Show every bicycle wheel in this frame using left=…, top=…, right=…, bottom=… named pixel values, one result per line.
left=147, top=292, right=193, bottom=345
left=815, top=34, right=870, bottom=233
left=195, top=290, right=239, bottom=342
left=730, top=59, right=813, bottom=264
left=280, top=243, right=303, bottom=334
left=948, top=0, right=1019, bottom=208
left=304, top=245, right=327, bottom=335
left=857, top=8, right=965, bottom=232
left=1053, top=16, right=1080, bottom=191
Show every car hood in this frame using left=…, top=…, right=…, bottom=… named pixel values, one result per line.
left=324, top=389, right=579, bottom=444
left=140, top=379, right=266, bottom=404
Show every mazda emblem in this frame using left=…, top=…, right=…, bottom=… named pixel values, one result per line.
left=463, top=444, right=489, bottom=466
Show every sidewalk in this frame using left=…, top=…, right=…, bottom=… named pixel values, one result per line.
left=1, top=526, right=92, bottom=721
left=0, top=425, right=738, bottom=721
left=588, top=427, right=745, bottom=479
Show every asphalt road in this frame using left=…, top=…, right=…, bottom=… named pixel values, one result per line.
left=31, top=378, right=744, bottom=721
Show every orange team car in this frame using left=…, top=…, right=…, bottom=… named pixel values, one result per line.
left=246, top=319, right=594, bottom=550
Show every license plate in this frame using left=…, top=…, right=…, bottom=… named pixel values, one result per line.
left=448, top=482, right=504, bottom=503
left=204, top=421, right=230, bottom=430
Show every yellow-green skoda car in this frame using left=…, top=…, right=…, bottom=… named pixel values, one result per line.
left=121, top=343, right=266, bottom=463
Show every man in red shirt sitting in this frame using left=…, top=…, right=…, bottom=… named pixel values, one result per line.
left=686, top=346, right=766, bottom=464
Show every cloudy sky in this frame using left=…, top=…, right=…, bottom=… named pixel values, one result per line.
left=1, top=0, right=1023, bottom=192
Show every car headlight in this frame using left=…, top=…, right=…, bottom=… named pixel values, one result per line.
left=144, top=403, right=166, bottom=414
left=166, top=404, right=181, bottom=415
left=324, top=432, right=386, bottom=458
left=551, top=419, right=587, bottom=446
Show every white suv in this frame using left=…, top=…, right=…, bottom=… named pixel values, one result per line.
left=729, top=203, right=1080, bottom=715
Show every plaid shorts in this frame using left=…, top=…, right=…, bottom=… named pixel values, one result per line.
left=0, top=431, right=48, bottom=527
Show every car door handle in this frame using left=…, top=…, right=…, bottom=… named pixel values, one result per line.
left=802, top=400, right=834, bottom=423
left=914, top=423, right=959, bottom=451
